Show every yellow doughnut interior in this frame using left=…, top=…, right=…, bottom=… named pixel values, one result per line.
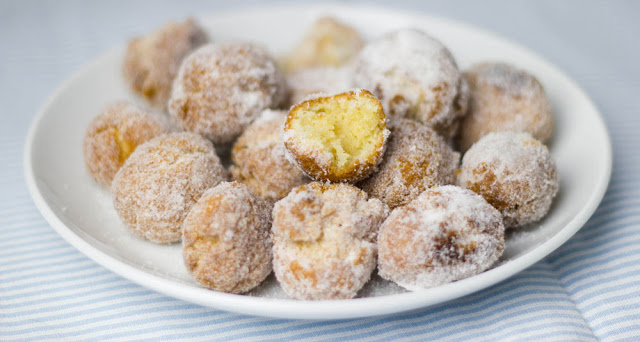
left=109, top=127, right=134, bottom=163
left=289, top=90, right=386, bottom=171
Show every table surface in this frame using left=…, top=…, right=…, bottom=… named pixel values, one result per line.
left=2, top=1, right=639, bottom=341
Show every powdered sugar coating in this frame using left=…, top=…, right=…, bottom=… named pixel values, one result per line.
left=458, top=62, right=553, bottom=151
left=286, top=67, right=352, bottom=107
left=359, top=118, right=459, bottom=209
left=352, top=29, right=468, bottom=140
left=111, top=132, right=227, bottom=243
left=83, top=102, right=167, bottom=187
left=378, top=185, right=505, bottom=290
left=182, top=182, right=272, bottom=293
left=123, top=18, right=208, bottom=110
left=457, top=131, right=559, bottom=228
left=168, top=43, right=287, bottom=145
left=272, top=182, right=389, bottom=300
left=229, top=110, right=309, bottom=202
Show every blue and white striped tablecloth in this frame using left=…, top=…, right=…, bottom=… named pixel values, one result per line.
left=2, top=1, right=639, bottom=340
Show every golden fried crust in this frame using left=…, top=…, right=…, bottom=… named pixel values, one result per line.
left=283, top=89, right=388, bottom=183
left=272, top=182, right=388, bottom=300
left=359, top=118, right=459, bottom=208
left=378, top=185, right=505, bottom=290
left=168, top=43, right=287, bottom=145
left=458, top=63, right=553, bottom=152
left=111, top=132, right=227, bottom=243
left=229, top=111, right=309, bottom=202
left=284, top=17, right=364, bottom=72
left=352, top=29, right=468, bottom=141
left=83, top=102, right=166, bottom=187
left=182, top=182, right=273, bottom=293
left=457, top=132, right=559, bottom=228
left=123, top=18, right=208, bottom=109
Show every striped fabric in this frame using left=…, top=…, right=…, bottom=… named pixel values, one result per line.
left=2, top=1, right=640, bottom=340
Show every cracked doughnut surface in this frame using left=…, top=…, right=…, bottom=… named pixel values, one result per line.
left=272, top=182, right=388, bottom=300
left=83, top=102, right=166, bottom=187
left=182, top=182, right=273, bottom=293
left=111, top=132, right=227, bottom=243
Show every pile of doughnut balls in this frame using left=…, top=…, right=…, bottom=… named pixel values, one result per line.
left=83, top=17, right=558, bottom=300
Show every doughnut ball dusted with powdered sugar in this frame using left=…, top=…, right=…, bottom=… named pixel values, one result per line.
left=378, top=185, right=505, bottom=290
left=458, top=62, right=554, bottom=152
left=84, top=102, right=167, bottom=187
left=229, top=109, right=309, bottom=202
left=457, top=131, right=559, bottom=228
left=182, top=182, right=273, bottom=294
left=272, top=182, right=389, bottom=300
left=352, top=29, right=469, bottom=141
left=111, top=132, right=227, bottom=243
left=283, top=89, right=389, bottom=183
left=283, top=16, right=364, bottom=73
left=123, top=18, right=208, bottom=110
left=168, top=43, right=287, bottom=145
left=358, top=118, right=459, bottom=209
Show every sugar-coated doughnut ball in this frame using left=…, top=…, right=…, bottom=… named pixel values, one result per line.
left=285, top=67, right=351, bottom=107
left=457, top=131, right=559, bottom=228
left=359, top=118, right=459, bottom=209
left=182, top=182, right=272, bottom=293
left=284, top=17, right=364, bottom=72
left=111, top=132, right=227, bottom=243
left=168, top=43, right=287, bottom=145
left=352, top=29, right=469, bottom=140
left=378, top=185, right=505, bottom=290
left=123, top=18, right=208, bottom=109
left=458, top=62, right=553, bottom=151
left=283, top=89, right=389, bottom=183
left=229, top=110, right=309, bottom=202
left=272, top=182, right=388, bottom=300
left=83, top=102, right=166, bottom=187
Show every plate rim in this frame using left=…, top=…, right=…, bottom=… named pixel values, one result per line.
left=23, top=3, right=613, bottom=319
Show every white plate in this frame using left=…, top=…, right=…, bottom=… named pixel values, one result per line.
left=24, top=4, right=612, bottom=319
